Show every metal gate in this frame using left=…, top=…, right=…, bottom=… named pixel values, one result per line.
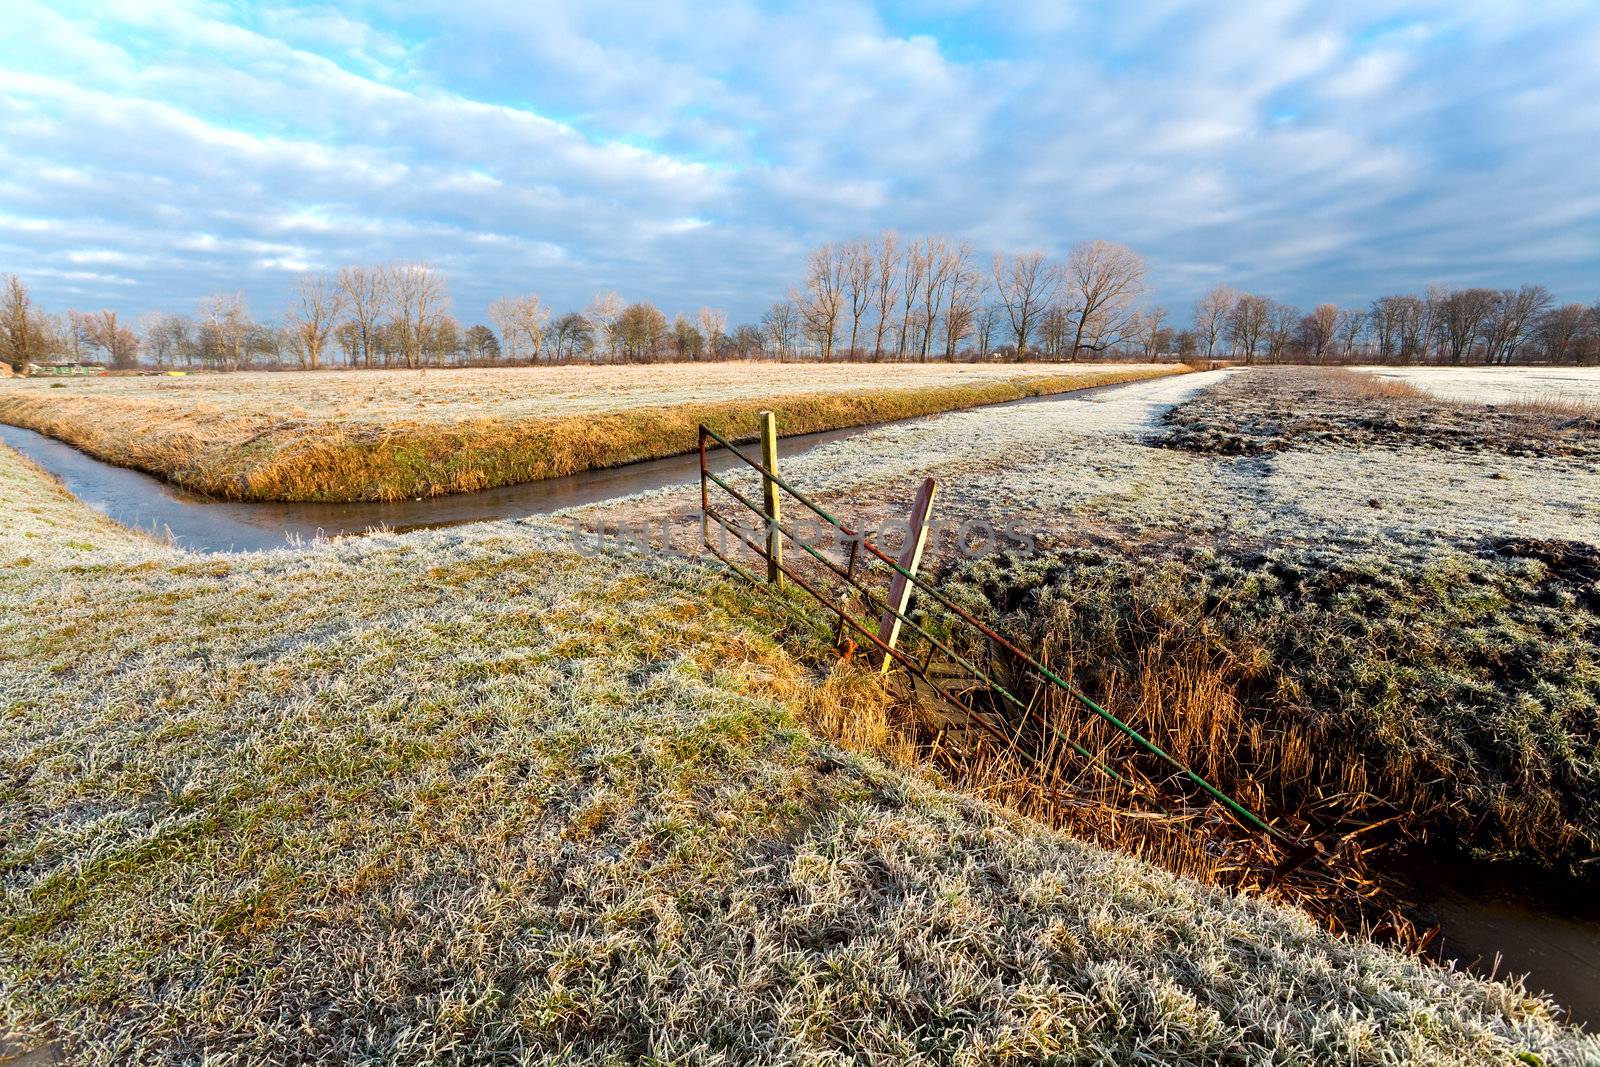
left=697, top=419, right=1317, bottom=869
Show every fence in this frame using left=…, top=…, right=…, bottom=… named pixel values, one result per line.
left=697, top=416, right=1319, bottom=871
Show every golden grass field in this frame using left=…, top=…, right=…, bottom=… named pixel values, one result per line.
left=0, top=362, right=1185, bottom=503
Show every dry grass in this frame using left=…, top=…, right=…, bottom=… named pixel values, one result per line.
left=946, top=545, right=1600, bottom=878
left=0, top=362, right=1184, bottom=502
left=3, top=442, right=1594, bottom=1063
left=1504, top=393, right=1600, bottom=419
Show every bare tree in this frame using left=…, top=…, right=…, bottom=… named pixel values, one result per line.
left=1435, top=288, right=1499, bottom=363
left=1538, top=304, right=1591, bottom=363
left=869, top=230, right=899, bottom=360
left=1300, top=303, right=1340, bottom=362
left=197, top=292, right=252, bottom=370
left=1336, top=308, right=1367, bottom=361
left=488, top=294, right=549, bottom=363
left=761, top=301, right=799, bottom=359
left=839, top=238, right=873, bottom=359
left=285, top=273, right=346, bottom=370
left=973, top=303, right=1002, bottom=360
left=915, top=237, right=969, bottom=361
left=796, top=242, right=846, bottom=360
left=386, top=262, right=450, bottom=368
left=139, top=312, right=191, bottom=369
left=896, top=238, right=928, bottom=360
left=1266, top=302, right=1300, bottom=363
left=1392, top=295, right=1431, bottom=363
left=1227, top=294, right=1269, bottom=364
left=1484, top=284, right=1553, bottom=364
left=0, top=274, right=48, bottom=373
left=1062, top=239, right=1146, bottom=358
left=586, top=291, right=625, bottom=363
left=1140, top=305, right=1169, bottom=359
left=1192, top=284, right=1238, bottom=360
left=943, top=255, right=984, bottom=359
left=337, top=266, right=388, bottom=368
left=992, top=251, right=1057, bottom=359
left=696, top=306, right=727, bottom=361
left=1037, top=307, right=1071, bottom=359
left=89, top=310, right=140, bottom=368
left=1369, top=295, right=1407, bottom=361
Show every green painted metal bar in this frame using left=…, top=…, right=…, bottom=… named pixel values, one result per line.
left=699, top=423, right=1299, bottom=848
left=704, top=467, right=1123, bottom=780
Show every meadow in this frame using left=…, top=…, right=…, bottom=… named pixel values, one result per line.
left=0, top=362, right=1181, bottom=503
left=3, top=445, right=1588, bottom=1063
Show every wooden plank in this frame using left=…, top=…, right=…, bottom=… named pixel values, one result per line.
left=878, top=476, right=937, bottom=672
left=759, top=410, right=782, bottom=585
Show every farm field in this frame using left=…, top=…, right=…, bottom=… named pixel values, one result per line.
left=0, top=361, right=1181, bottom=503
left=574, top=367, right=1600, bottom=566
left=1359, top=364, right=1600, bottom=406
left=4, top=441, right=1592, bottom=1064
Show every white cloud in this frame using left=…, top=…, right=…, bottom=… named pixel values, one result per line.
left=0, top=0, right=1595, bottom=327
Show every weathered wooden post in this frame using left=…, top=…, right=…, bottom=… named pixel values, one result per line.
left=878, top=476, right=937, bottom=672
left=759, top=410, right=783, bottom=586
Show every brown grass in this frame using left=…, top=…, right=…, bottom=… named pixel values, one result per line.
left=1503, top=393, right=1600, bottom=419
left=0, top=365, right=1184, bottom=502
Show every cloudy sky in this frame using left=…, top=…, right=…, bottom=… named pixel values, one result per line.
left=2, top=0, right=1597, bottom=328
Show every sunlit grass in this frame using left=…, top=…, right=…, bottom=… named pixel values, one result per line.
left=0, top=363, right=1184, bottom=502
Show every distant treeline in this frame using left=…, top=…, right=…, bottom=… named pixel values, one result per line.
left=2, top=242, right=1597, bottom=373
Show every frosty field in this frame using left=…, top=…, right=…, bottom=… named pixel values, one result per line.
left=0, top=361, right=1181, bottom=503
left=573, top=367, right=1600, bottom=559
left=1359, top=364, right=1600, bottom=406
left=3, top=440, right=1589, bottom=1064
left=569, top=365, right=1600, bottom=896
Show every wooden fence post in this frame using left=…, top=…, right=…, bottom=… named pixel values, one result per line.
left=759, top=410, right=782, bottom=586
left=878, top=477, right=937, bottom=672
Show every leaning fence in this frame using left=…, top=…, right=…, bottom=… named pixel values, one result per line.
left=697, top=416, right=1317, bottom=869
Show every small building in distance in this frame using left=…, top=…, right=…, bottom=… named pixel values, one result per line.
left=27, top=360, right=108, bottom=377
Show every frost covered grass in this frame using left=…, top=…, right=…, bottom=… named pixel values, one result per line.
left=0, top=362, right=1181, bottom=503
left=1361, top=365, right=1600, bottom=408
left=3, top=443, right=1595, bottom=1064
left=574, top=368, right=1600, bottom=561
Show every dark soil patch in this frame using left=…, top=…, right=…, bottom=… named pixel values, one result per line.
left=1158, top=367, right=1600, bottom=459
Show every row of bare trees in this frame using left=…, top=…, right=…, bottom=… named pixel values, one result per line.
left=1175, top=282, right=1596, bottom=365
left=5, top=255, right=1598, bottom=373
left=788, top=234, right=1149, bottom=361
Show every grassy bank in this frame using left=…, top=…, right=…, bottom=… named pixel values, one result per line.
left=0, top=364, right=1184, bottom=503
left=2, top=445, right=1591, bottom=1063
left=949, top=542, right=1600, bottom=877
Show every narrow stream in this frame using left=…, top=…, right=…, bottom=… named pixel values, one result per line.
left=0, top=384, right=1116, bottom=553
left=2, top=382, right=1597, bottom=1031
left=0, top=420, right=873, bottom=552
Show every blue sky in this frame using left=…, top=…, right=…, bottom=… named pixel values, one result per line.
left=2, top=0, right=1597, bottom=328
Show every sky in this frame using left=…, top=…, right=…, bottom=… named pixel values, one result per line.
left=1, top=0, right=1598, bottom=330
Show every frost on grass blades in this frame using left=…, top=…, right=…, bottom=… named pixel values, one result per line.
left=7, top=4, right=1600, bottom=1054
left=560, top=510, right=1039, bottom=561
